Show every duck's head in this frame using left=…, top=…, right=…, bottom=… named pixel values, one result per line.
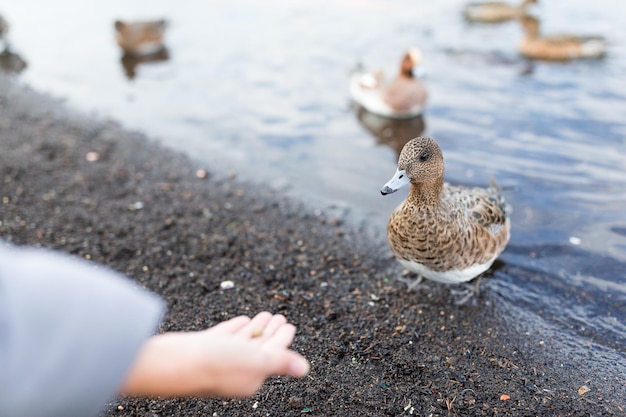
left=380, top=136, right=444, bottom=195
left=401, top=47, right=423, bottom=77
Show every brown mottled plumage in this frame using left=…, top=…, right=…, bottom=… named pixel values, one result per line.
left=0, top=14, right=10, bottom=53
left=114, top=20, right=167, bottom=56
left=518, top=15, right=606, bottom=61
left=463, top=0, right=536, bottom=23
left=381, top=136, right=510, bottom=285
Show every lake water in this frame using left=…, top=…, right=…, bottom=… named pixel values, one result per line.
left=2, top=0, right=625, bottom=362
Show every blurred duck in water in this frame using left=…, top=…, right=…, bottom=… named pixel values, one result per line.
left=463, top=0, right=536, bottom=23
left=0, top=14, right=27, bottom=74
left=114, top=20, right=167, bottom=56
left=114, top=20, right=170, bottom=79
left=518, top=15, right=606, bottom=61
left=350, top=48, right=428, bottom=120
left=0, top=14, right=10, bottom=53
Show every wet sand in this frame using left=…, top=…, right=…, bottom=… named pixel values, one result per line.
left=1, top=78, right=623, bottom=416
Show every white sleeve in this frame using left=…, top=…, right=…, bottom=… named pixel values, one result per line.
left=0, top=242, right=166, bottom=417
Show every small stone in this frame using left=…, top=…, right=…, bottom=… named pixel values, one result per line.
left=288, top=396, right=303, bottom=409
left=85, top=151, right=100, bottom=161
left=500, top=394, right=510, bottom=401
left=195, top=169, right=208, bottom=179
left=578, top=385, right=591, bottom=396
left=220, top=280, right=235, bottom=290
left=129, top=201, right=144, bottom=211
left=569, top=236, right=581, bottom=245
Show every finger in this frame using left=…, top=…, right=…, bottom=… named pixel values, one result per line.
left=209, top=315, right=251, bottom=335
left=239, top=311, right=273, bottom=338
left=264, top=349, right=310, bottom=378
left=262, top=322, right=296, bottom=349
left=257, top=314, right=287, bottom=340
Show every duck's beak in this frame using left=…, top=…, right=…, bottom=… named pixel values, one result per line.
left=380, top=169, right=410, bottom=195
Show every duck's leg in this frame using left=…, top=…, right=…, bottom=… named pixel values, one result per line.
left=450, top=276, right=482, bottom=305
left=397, top=272, right=425, bottom=291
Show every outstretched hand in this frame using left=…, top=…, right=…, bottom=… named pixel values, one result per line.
left=120, top=312, right=310, bottom=398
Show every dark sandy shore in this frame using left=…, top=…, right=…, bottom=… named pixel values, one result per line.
left=1, top=77, right=624, bottom=416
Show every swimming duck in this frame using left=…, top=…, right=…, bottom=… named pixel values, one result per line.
left=0, top=14, right=10, bottom=53
left=463, top=0, right=536, bottom=23
left=350, top=48, right=428, bottom=120
left=518, top=15, right=606, bottom=61
left=114, top=20, right=167, bottom=56
left=381, top=136, right=510, bottom=291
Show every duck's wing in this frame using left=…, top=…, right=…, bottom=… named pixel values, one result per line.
left=447, top=183, right=508, bottom=237
left=382, top=77, right=427, bottom=115
left=472, top=186, right=508, bottom=236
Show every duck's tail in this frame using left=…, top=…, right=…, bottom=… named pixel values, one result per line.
left=489, top=177, right=512, bottom=216
left=580, top=38, right=606, bottom=58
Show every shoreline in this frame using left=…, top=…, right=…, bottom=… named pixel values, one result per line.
left=1, top=77, right=623, bottom=416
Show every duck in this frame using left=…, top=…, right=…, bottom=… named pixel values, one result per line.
left=350, top=48, right=428, bottom=120
left=114, top=20, right=167, bottom=56
left=0, top=14, right=10, bottom=53
left=463, top=0, right=536, bottom=23
left=518, top=15, right=606, bottom=61
left=380, top=136, right=510, bottom=295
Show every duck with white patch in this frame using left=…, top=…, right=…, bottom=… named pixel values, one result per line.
left=0, top=14, right=10, bottom=53
left=114, top=20, right=168, bottom=56
left=518, top=15, right=606, bottom=61
left=350, top=48, right=428, bottom=120
left=463, top=0, right=537, bottom=23
left=381, top=136, right=510, bottom=301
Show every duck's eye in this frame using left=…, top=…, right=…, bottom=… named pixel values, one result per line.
left=419, top=152, right=430, bottom=162
left=398, top=174, right=404, bottom=179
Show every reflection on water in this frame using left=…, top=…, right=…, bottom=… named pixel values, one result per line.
left=120, top=48, right=169, bottom=80
left=355, top=106, right=425, bottom=160
left=1, top=0, right=625, bottom=364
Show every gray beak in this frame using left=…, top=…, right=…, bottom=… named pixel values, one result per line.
left=380, top=169, right=410, bottom=195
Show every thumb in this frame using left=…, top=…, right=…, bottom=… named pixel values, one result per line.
left=265, top=350, right=310, bottom=378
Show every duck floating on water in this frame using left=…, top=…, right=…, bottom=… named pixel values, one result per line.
left=114, top=19, right=167, bottom=56
left=463, top=0, right=537, bottom=23
left=350, top=48, right=428, bottom=120
left=518, top=15, right=606, bottom=61
left=381, top=137, right=510, bottom=300
left=0, top=14, right=10, bottom=53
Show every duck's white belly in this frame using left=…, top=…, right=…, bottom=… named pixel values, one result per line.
left=398, top=254, right=497, bottom=284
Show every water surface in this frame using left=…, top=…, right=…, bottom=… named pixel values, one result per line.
left=2, top=0, right=625, bottom=363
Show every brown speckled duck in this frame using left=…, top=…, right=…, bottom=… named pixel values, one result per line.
left=518, top=15, right=606, bottom=61
left=350, top=48, right=428, bottom=119
left=381, top=137, right=510, bottom=289
left=114, top=20, right=167, bottom=56
left=0, top=14, right=10, bottom=53
left=463, top=0, right=536, bottom=23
